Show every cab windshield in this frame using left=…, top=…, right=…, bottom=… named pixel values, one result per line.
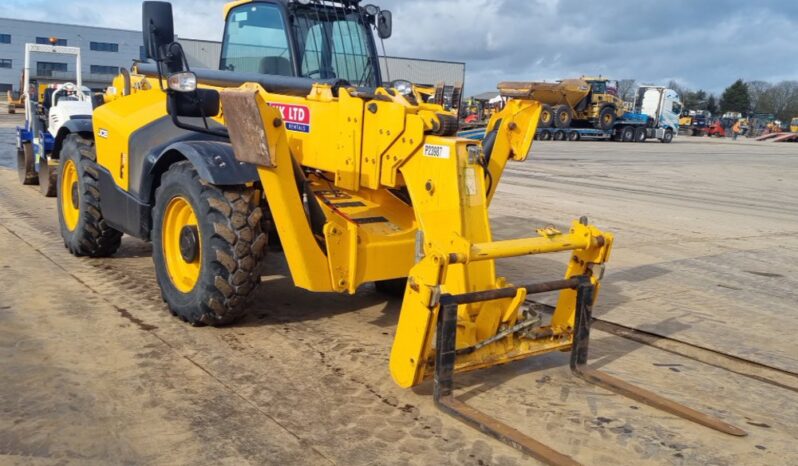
left=293, top=7, right=379, bottom=87
left=220, top=3, right=380, bottom=87
left=589, top=81, right=607, bottom=94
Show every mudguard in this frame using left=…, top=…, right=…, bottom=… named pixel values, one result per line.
left=150, top=140, right=259, bottom=187
left=52, top=118, right=94, bottom=159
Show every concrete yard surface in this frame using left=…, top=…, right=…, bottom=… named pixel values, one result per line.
left=1, top=110, right=797, bottom=465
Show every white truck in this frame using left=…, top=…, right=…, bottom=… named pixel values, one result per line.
left=629, top=85, right=682, bottom=142
left=17, top=43, right=93, bottom=196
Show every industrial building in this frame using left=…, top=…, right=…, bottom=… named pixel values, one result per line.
left=0, top=17, right=464, bottom=95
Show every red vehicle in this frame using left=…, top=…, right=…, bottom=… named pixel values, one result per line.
left=706, top=120, right=726, bottom=137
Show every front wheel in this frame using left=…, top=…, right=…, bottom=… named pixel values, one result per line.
left=375, top=277, right=408, bottom=297
left=58, top=134, right=123, bottom=257
left=152, top=161, right=268, bottom=326
left=661, top=129, right=674, bottom=144
left=595, top=106, right=617, bottom=130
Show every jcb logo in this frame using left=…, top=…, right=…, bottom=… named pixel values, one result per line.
left=423, top=144, right=450, bottom=159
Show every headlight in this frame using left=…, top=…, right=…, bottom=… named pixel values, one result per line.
left=167, top=72, right=197, bottom=93
left=391, top=79, right=413, bottom=96
left=364, top=4, right=380, bottom=16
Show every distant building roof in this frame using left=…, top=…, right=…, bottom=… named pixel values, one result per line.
left=472, top=91, right=499, bottom=101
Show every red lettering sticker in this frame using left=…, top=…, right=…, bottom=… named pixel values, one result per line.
left=267, top=102, right=311, bottom=133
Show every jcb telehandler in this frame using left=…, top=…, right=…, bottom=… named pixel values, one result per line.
left=56, top=1, right=745, bottom=463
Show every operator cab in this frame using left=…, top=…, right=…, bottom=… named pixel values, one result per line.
left=220, top=0, right=392, bottom=88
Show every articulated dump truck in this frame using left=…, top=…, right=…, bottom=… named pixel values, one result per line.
left=53, top=2, right=746, bottom=463
left=501, top=77, right=626, bottom=130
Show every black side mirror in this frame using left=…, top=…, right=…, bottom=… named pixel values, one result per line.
left=167, top=88, right=220, bottom=118
left=142, top=1, right=174, bottom=61
left=377, top=10, right=392, bottom=39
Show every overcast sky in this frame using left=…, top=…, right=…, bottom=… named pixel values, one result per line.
left=8, top=0, right=798, bottom=95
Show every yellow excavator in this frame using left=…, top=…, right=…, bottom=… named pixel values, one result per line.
left=54, top=1, right=746, bottom=463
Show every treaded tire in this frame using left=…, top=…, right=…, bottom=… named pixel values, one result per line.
left=634, top=127, right=647, bottom=142
left=620, top=126, right=635, bottom=142
left=553, top=105, right=573, bottom=129
left=595, top=106, right=617, bottom=130
left=38, top=158, right=58, bottom=197
left=152, top=161, right=268, bottom=326
left=662, top=129, right=674, bottom=144
left=18, top=142, right=38, bottom=185
left=539, top=104, right=553, bottom=128
left=58, top=134, right=123, bottom=257
left=375, top=277, right=408, bottom=297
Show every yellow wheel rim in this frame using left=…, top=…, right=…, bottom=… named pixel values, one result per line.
left=603, top=113, right=613, bottom=124
left=542, top=111, right=551, bottom=123
left=61, top=159, right=80, bottom=231
left=162, top=196, right=202, bottom=293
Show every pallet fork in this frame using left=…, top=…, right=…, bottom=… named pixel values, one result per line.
left=434, top=272, right=746, bottom=466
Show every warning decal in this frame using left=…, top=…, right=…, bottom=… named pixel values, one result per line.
left=268, top=102, right=311, bottom=133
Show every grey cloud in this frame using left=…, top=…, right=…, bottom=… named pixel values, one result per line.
left=10, top=0, right=798, bottom=95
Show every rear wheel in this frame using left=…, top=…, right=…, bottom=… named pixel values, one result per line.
left=567, top=131, right=580, bottom=141
left=17, top=142, right=37, bottom=185
left=58, top=134, right=123, bottom=257
left=620, top=126, right=635, bottom=142
left=152, top=161, right=268, bottom=326
left=38, top=158, right=57, bottom=197
left=595, top=106, right=617, bottom=130
left=539, top=104, right=553, bottom=128
left=553, top=105, right=573, bottom=128
left=539, top=130, right=552, bottom=140
left=634, top=127, right=647, bottom=142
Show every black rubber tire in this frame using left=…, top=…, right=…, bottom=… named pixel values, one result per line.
left=38, top=158, right=58, bottom=197
left=553, top=105, right=573, bottom=129
left=152, top=161, right=268, bottom=326
left=567, top=131, right=580, bottom=141
left=18, top=142, right=38, bottom=185
left=58, top=134, right=123, bottom=257
left=661, top=129, right=674, bottom=144
left=620, top=126, right=635, bottom=142
left=375, top=277, right=408, bottom=297
left=553, top=130, right=566, bottom=141
left=538, top=104, right=553, bottom=128
left=634, top=127, right=647, bottom=143
left=539, top=130, right=552, bottom=140
left=595, top=106, right=617, bottom=130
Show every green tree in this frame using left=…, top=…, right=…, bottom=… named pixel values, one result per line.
left=706, top=95, right=718, bottom=116
left=720, top=79, right=751, bottom=114
left=694, top=90, right=708, bottom=110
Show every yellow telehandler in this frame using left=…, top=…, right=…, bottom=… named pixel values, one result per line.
left=55, top=2, right=745, bottom=463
